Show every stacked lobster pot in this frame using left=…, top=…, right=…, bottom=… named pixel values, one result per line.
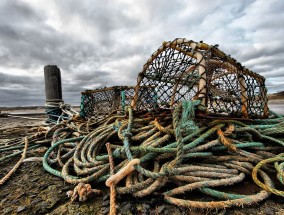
left=80, top=86, right=136, bottom=119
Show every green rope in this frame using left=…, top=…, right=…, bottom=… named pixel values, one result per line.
left=121, top=90, right=126, bottom=114
left=43, top=137, right=84, bottom=178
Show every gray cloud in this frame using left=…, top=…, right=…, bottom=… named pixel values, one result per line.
left=0, top=72, right=44, bottom=106
left=0, top=0, right=284, bottom=107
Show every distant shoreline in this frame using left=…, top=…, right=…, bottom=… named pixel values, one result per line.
left=0, top=106, right=45, bottom=111
left=0, top=99, right=283, bottom=111
left=0, top=106, right=80, bottom=111
left=268, top=99, right=284, bottom=104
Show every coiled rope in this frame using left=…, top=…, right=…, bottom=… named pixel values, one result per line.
left=1, top=100, right=284, bottom=211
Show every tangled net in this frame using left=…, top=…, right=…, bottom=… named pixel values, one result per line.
left=1, top=39, right=283, bottom=212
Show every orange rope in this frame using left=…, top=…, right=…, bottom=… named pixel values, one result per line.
left=0, top=137, right=29, bottom=186
left=106, top=143, right=116, bottom=215
left=217, top=129, right=236, bottom=152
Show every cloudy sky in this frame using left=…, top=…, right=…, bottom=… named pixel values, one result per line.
left=0, top=0, right=284, bottom=106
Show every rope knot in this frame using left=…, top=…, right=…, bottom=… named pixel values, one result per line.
left=112, top=148, right=122, bottom=158
left=67, top=183, right=101, bottom=202
left=217, top=129, right=237, bottom=152
left=174, top=100, right=201, bottom=137
left=164, top=163, right=176, bottom=176
left=122, top=130, right=132, bottom=138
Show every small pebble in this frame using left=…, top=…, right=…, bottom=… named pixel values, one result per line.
left=31, top=178, right=39, bottom=182
left=264, top=207, right=275, bottom=215
left=102, top=200, right=110, bottom=206
left=156, top=205, right=165, bottom=213
left=39, top=201, right=49, bottom=209
left=121, top=203, right=131, bottom=212
left=11, top=199, right=19, bottom=204
left=4, top=207, right=13, bottom=213
left=31, top=199, right=42, bottom=204
left=0, top=198, right=8, bottom=204
left=17, top=206, right=26, bottom=213
left=102, top=194, right=109, bottom=201
left=102, top=207, right=110, bottom=214
left=218, top=209, right=227, bottom=215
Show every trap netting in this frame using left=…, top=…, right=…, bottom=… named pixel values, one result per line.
left=80, top=86, right=135, bottom=118
left=132, top=38, right=268, bottom=118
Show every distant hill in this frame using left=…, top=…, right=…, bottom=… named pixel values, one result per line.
left=268, top=91, right=284, bottom=100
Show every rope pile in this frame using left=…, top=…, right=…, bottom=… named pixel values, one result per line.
left=35, top=101, right=284, bottom=209
left=0, top=106, right=284, bottom=212
left=1, top=103, right=283, bottom=211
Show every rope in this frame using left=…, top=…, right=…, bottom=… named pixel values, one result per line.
left=106, top=143, right=116, bottom=215
left=0, top=137, right=29, bottom=186
left=2, top=100, right=284, bottom=211
left=252, top=153, right=284, bottom=197
left=164, top=170, right=272, bottom=209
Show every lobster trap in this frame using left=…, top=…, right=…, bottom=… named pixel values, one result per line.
left=80, top=86, right=135, bottom=118
left=132, top=38, right=268, bottom=118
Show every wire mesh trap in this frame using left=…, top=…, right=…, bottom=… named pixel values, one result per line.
left=132, top=38, right=269, bottom=119
left=80, top=86, right=135, bottom=118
